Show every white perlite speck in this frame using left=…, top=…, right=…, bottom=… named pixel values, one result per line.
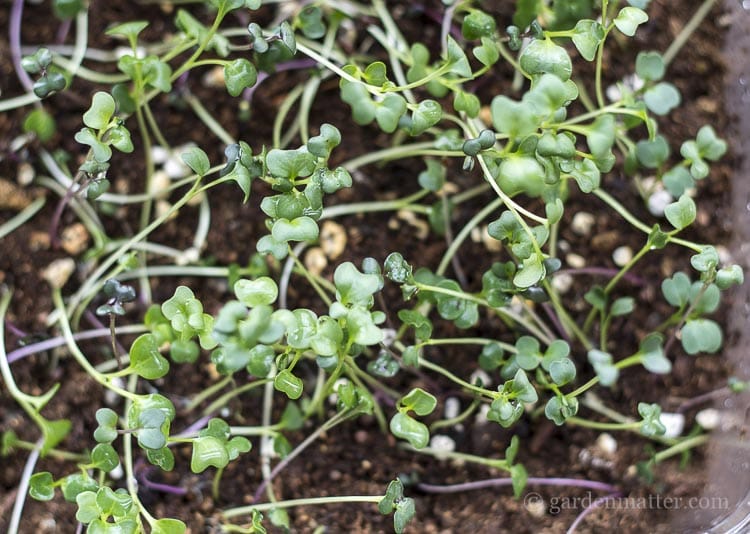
left=659, top=412, right=686, bottom=438
left=444, top=397, right=461, bottom=420
left=695, top=408, right=721, bottom=430
left=429, top=434, right=456, bottom=459
left=612, top=246, right=633, bottom=267
left=595, top=433, right=618, bottom=455
left=648, top=189, right=674, bottom=216
left=571, top=212, right=596, bottom=236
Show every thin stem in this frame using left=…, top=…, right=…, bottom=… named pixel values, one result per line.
left=662, top=0, right=717, bottom=67
left=417, top=357, right=492, bottom=397
left=7, top=439, right=43, bottom=534
left=222, top=495, right=382, bottom=518
left=417, top=476, right=618, bottom=494
left=0, top=197, right=46, bottom=239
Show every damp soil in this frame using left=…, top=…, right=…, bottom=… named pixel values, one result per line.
left=0, top=1, right=747, bottom=533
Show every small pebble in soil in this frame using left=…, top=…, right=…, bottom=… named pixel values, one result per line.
left=320, top=220, right=347, bottom=259
left=41, top=258, right=75, bottom=289
left=396, top=209, right=430, bottom=239
left=551, top=272, right=573, bottom=294
left=595, top=433, right=618, bottom=456
left=38, top=518, right=57, bottom=533
left=648, top=189, right=674, bottom=217
left=430, top=435, right=456, bottom=459
left=571, top=211, right=596, bottom=236
left=60, top=223, right=90, bottom=256
left=612, top=245, right=633, bottom=267
left=108, top=462, right=124, bottom=480
left=566, top=253, right=586, bottom=269
left=17, top=161, right=35, bottom=186
left=480, top=225, right=502, bottom=252
left=149, top=170, right=171, bottom=198
left=525, top=497, right=547, bottom=518
left=470, top=369, right=492, bottom=388
left=695, top=408, right=721, bottom=430
left=444, top=397, right=461, bottom=420
left=304, top=247, right=328, bottom=276
left=659, top=412, right=686, bottom=438
left=329, top=469, right=342, bottom=481
left=202, top=66, right=226, bottom=88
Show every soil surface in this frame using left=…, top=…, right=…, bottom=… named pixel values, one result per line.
left=1, top=1, right=747, bottom=533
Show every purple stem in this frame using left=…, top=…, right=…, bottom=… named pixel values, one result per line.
left=56, top=17, right=72, bottom=45
left=6, top=325, right=146, bottom=364
left=10, top=0, right=35, bottom=93
left=541, top=303, right=571, bottom=342
left=557, top=267, right=645, bottom=286
left=417, top=477, right=619, bottom=494
left=3, top=320, right=28, bottom=339
left=566, top=492, right=622, bottom=533
left=135, top=459, right=188, bottom=496
left=173, top=415, right=213, bottom=439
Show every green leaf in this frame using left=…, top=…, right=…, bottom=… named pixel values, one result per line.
left=401, top=388, right=437, bottom=416
left=61, top=473, right=98, bottom=502
left=571, top=19, right=604, bottom=61
left=32, top=71, right=66, bottom=98
left=410, top=100, right=442, bottom=135
left=635, top=51, right=665, bottom=81
left=394, top=497, right=416, bottom=534
left=23, top=108, right=57, bottom=142
left=274, top=369, right=303, bottom=399
left=307, top=123, right=341, bottom=158
left=472, top=36, right=500, bottom=67
left=519, top=38, right=572, bottom=81
left=681, top=319, right=722, bottom=355
left=75, top=491, right=101, bottom=523
left=662, top=166, right=695, bottom=197
left=614, top=7, right=649, bottom=36
left=691, top=246, right=719, bottom=273
left=106, top=21, right=149, bottom=46
left=549, top=359, right=576, bottom=385
left=462, top=10, right=496, bottom=40
left=129, top=334, right=170, bottom=380
left=152, top=518, right=187, bottom=534
left=638, top=402, right=666, bottom=436
left=29, top=472, right=56, bottom=501
left=41, top=418, right=72, bottom=455
left=234, top=277, right=278, bottom=307
left=271, top=216, right=319, bottom=242
left=588, top=350, right=618, bottom=386
left=640, top=333, right=671, bottom=374
left=375, top=94, right=407, bottom=133
left=695, top=125, right=727, bottom=161
left=83, top=92, right=116, bottom=130
left=611, top=297, right=635, bottom=316
left=716, top=265, right=744, bottom=290
left=191, top=436, right=229, bottom=472
left=567, top=158, right=600, bottom=193
left=636, top=135, right=670, bottom=168
left=146, top=447, right=175, bottom=471
left=662, top=272, right=691, bottom=307
left=298, top=6, right=326, bottom=39
left=224, top=58, right=257, bottom=96
left=75, top=128, right=112, bottom=163
left=445, top=36, right=472, bottom=77
left=346, top=308, right=384, bottom=346
left=384, top=252, right=413, bottom=284
left=664, top=194, right=696, bottom=230
left=266, top=147, right=316, bottom=179
left=390, top=412, right=429, bottom=448
left=91, top=443, right=119, bottom=472
left=334, top=262, right=382, bottom=306
left=643, top=82, right=681, bottom=115
left=545, top=396, right=579, bottom=425
left=181, top=146, right=210, bottom=176
left=278, top=21, right=296, bottom=55
left=491, top=96, right=538, bottom=140
left=513, top=256, right=545, bottom=288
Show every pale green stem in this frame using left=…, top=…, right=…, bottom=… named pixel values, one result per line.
left=0, top=197, right=46, bottom=239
